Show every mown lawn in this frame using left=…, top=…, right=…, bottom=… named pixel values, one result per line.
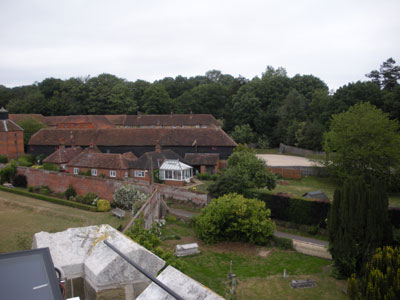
left=161, top=218, right=346, bottom=300
left=0, top=190, right=129, bottom=253
left=270, top=175, right=400, bottom=207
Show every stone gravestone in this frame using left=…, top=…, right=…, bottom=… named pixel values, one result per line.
left=290, top=279, right=317, bottom=288
left=175, top=243, right=200, bottom=257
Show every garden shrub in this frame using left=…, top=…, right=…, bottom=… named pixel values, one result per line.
left=13, top=174, right=27, bottom=188
left=83, top=192, right=98, bottom=205
left=0, top=160, right=17, bottom=183
left=43, top=162, right=59, bottom=171
left=194, top=193, right=275, bottom=245
left=97, top=199, right=111, bottom=212
left=347, top=246, right=400, bottom=300
left=65, top=184, right=76, bottom=200
left=35, top=154, right=45, bottom=165
left=28, top=186, right=34, bottom=192
left=113, top=185, right=148, bottom=214
left=17, top=154, right=35, bottom=167
left=196, top=172, right=211, bottom=180
left=75, top=195, right=84, bottom=203
left=126, top=218, right=186, bottom=271
left=40, top=186, right=51, bottom=195
left=0, top=155, right=8, bottom=163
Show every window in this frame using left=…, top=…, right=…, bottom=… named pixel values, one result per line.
left=125, top=172, right=128, bottom=178
left=91, top=169, right=97, bottom=176
left=196, top=125, right=200, bottom=128
left=73, top=168, right=79, bottom=175
left=134, top=170, right=145, bottom=177
left=110, top=170, right=116, bottom=177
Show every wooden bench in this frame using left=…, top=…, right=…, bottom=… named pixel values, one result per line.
left=112, top=208, right=126, bottom=219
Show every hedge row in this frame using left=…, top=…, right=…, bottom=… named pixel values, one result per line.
left=245, top=189, right=400, bottom=229
left=389, top=208, right=400, bottom=228
left=245, top=189, right=330, bottom=227
left=0, top=186, right=98, bottom=212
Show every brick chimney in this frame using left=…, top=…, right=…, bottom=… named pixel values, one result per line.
left=155, top=140, right=161, bottom=153
left=59, top=138, right=65, bottom=150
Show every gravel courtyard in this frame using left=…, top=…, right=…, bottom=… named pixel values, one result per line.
left=256, top=154, right=323, bottom=167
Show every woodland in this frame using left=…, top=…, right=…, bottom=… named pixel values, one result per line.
left=0, top=58, right=399, bottom=151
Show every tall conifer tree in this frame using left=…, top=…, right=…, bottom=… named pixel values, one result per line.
left=328, top=179, right=392, bottom=277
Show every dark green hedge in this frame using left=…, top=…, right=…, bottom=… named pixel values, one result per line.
left=245, top=189, right=400, bottom=229
left=0, top=186, right=97, bottom=212
left=389, top=208, right=400, bottom=228
left=244, top=189, right=330, bottom=227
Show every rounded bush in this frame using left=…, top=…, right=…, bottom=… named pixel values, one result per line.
left=195, top=193, right=275, bottom=245
left=97, top=199, right=111, bottom=212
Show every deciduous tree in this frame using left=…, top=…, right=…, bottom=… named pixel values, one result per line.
left=323, top=102, right=400, bottom=183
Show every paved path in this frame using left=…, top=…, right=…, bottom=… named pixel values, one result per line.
left=274, top=231, right=328, bottom=247
left=168, top=207, right=328, bottom=247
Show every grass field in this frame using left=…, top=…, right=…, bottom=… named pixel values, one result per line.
left=161, top=218, right=346, bottom=300
left=0, top=190, right=129, bottom=253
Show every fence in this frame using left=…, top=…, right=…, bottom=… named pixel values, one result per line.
left=279, top=143, right=325, bottom=158
left=269, top=166, right=327, bottom=178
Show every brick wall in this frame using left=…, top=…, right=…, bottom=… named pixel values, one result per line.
left=16, top=167, right=208, bottom=206
left=17, top=167, right=151, bottom=200
left=156, top=184, right=209, bottom=206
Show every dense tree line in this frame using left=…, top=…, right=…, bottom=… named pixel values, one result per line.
left=1, top=59, right=399, bottom=150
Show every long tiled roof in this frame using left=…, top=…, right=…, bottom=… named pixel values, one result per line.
left=130, top=150, right=183, bottom=170
left=184, top=153, right=220, bottom=165
left=43, top=146, right=83, bottom=164
left=29, top=128, right=237, bottom=147
left=9, top=114, right=46, bottom=124
left=124, top=114, right=221, bottom=127
left=104, top=115, right=127, bottom=126
left=67, top=152, right=135, bottom=170
left=44, top=115, right=114, bottom=128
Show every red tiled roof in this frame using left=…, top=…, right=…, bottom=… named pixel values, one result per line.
left=130, top=150, right=183, bottom=170
left=0, top=119, right=24, bottom=132
left=184, top=153, right=220, bottom=165
left=29, top=128, right=237, bottom=147
left=43, top=116, right=67, bottom=126
left=52, top=115, right=115, bottom=129
left=67, top=152, right=134, bottom=170
left=124, top=114, right=221, bottom=127
left=43, top=146, right=83, bottom=164
left=104, top=115, right=127, bottom=126
left=9, top=114, right=46, bottom=123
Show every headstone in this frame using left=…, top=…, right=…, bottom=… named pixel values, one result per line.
left=290, top=279, right=317, bottom=288
left=175, top=243, right=200, bottom=257
left=283, top=269, right=288, bottom=278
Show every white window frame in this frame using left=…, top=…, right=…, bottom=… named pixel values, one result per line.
left=74, top=168, right=79, bottom=175
left=134, top=170, right=146, bottom=178
left=110, top=170, right=116, bottom=177
left=91, top=169, right=97, bottom=176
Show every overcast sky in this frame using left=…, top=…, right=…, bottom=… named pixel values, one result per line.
left=1, top=0, right=399, bottom=90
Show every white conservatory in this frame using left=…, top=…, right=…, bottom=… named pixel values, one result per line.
left=159, top=160, right=193, bottom=184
